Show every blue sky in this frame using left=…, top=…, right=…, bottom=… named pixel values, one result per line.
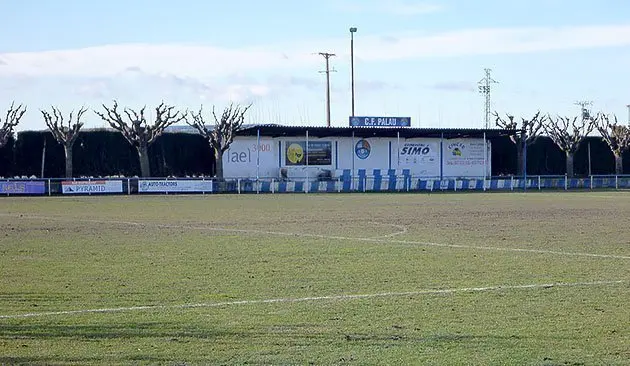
left=2, top=0, right=630, bottom=131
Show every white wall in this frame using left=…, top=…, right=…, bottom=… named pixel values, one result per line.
left=337, top=137, right=390, bottom=172
left=222, top=135, right=492, bottom=178
left=223, top=137, right=278, bottom=178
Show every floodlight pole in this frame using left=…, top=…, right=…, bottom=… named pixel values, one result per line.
left=350, top=27, right=357, bottom=117
left=523, top=128, right=527, bottom=192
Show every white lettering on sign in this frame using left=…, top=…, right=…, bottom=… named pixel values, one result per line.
left=362, top=117, right=403, bottom=126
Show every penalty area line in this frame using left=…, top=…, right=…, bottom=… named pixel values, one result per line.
left=0, top=280, right=624, bottom=320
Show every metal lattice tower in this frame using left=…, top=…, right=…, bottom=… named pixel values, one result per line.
left=574, top=100, right=593, bottom=120
left=478, top=68, right=498, bottom=129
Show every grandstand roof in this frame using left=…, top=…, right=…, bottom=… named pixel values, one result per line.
left=236, top=125, right=515, bottom=139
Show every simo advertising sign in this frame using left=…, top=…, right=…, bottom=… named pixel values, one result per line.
left=399, top=142, right=438, bottom=165
left=61, top=180, right=123, bottom=194
left=138, top=180, right=213, bottom=193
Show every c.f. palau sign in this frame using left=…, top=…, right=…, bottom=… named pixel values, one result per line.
left=349, top=116, right=411, bottom=127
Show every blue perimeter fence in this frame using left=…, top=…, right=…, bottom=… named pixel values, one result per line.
left=1, top=175, right=630, bottom=196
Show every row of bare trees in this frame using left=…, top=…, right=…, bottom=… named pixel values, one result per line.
left=0, top=103, right=27, bottom=148
left=3, top=101, right=629, bottom=178
left=0, top=101, right=249, bottom=178
left=495, top=111, right=630, bottom=177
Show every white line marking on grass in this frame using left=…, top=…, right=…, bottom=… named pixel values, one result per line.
left=0, top=280, right=624, bottom=320
left=3, top=213, right=630, bottom=260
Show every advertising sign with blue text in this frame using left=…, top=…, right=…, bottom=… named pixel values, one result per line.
left=0, top=181, right=45, bottom=195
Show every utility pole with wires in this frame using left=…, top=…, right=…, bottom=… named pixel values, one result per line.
left=575, top=100, right=593, bottom=120
left=318, top=52, right=336, bottom=127
left=478, top=68, right=498, bottom=129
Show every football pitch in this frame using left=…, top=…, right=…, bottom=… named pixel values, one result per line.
left=1, top=192, right=629, bottom=365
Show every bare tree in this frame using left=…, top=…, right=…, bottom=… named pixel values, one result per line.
left=185, top=103, right=251, bottom=179
left=95, top=101, right=186, bottom=177
left=41, top=106, right=87, bottom=178
left=544, top=114, right=597, bottom=178
left=596, top=113, right=630, bottom=175
left=0, top=102, right=27, bottom=148
left=494, top=111, right=546, bottom=177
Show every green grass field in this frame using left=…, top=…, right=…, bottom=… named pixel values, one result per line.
left=1, top=192, right=629, bottom=365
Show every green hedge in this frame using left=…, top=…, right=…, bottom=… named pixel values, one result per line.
left=2, top=131, right=628, bottom=178
left=0, top=135, right=16, bottom=177
left=491, top=135, right=626, bottom=176
left=10, top=130, right=214, bottom=178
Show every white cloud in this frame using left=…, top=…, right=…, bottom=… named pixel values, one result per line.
left=0, top=43, right=319, bottom=79
left=221, top=84, right=272, bottom=103
left=3, top=24, right=630, bottom=130
left=356, top=25, right=630, bottom=61
left=1, top=25, right=630, bottom=80
left=430, top=81, right=476, bottom=92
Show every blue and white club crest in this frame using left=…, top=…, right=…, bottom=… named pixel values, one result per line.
left=355, top=139, right=371, bottom=159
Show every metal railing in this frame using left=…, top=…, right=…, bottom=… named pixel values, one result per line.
left=1, top=175, right=630, bottom=196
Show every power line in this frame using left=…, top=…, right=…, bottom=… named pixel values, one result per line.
left=478, top=68, right=498, bottom=129
left=318, top=52, right=336, bottom=127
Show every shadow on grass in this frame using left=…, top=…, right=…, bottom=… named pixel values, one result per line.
left=0, top=321, right=233, bottom=340
left=342, top=332, right=524, bottom=344
left=0, top=355, right=192, bottom=365
left=0, top=325, right=593, bottom=365
left=1, top=321, right=534, bottom=344
left=0, top=355, right=107, bottom=365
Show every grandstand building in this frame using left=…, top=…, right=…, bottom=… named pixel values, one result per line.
left=219, top=125, right=513, bottom=180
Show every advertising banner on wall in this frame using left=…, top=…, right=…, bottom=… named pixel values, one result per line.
left=0, top=181, right=46, bottom=195
left=138, top=180, right=213, bottom=193
left=442, top=138, right=489, bottom=177
left=398, top=142, right=438, bottom=165
left=444, top=140, right=485, bottom=166
left=285, top=141, right=332, bottom=166
left=396, top=140, right=440, bottom=176
left=61, top=180, right=123, bottom=194
left=223, top=138, right=277, bottom=179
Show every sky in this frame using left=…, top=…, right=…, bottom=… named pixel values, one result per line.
left=1, top=0, right=630, bottom=131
